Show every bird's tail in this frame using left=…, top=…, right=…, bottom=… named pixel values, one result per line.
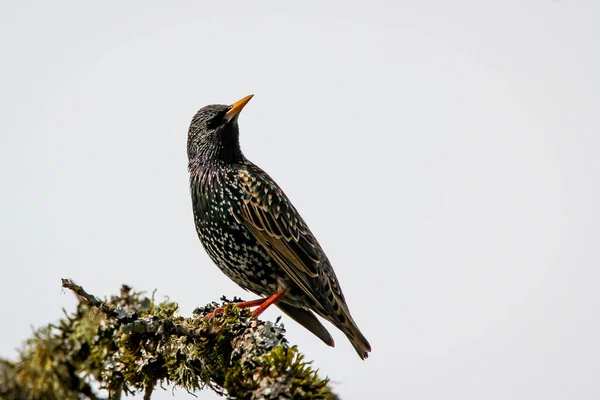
left=277, top=302, right=335, bottom=347
left=323, top=302, right=371, bottom=359
left=340, top=317, right=371, bottom=360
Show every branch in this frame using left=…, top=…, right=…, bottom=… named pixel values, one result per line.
left=0, top=280, right=339, bottom=400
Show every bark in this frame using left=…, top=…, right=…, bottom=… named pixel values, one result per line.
left=0, top=279, right=338, bottom=400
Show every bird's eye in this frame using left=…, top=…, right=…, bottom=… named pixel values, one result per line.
left=207, top=116, right=221, bottom=129
left=207, top=111, right=227, bottom=129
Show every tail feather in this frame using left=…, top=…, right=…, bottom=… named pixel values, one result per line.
left=329, top=304, right=371, bottom=360
left=277, top=302, right=335, bottom=347
left=342, top=322, right=371, bottom=360
left=277, top=300, right=371, bottom=360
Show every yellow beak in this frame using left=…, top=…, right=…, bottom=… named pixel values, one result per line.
left=225, top=94, right=254, bottom=121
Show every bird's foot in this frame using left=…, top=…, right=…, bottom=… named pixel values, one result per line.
left=251, top=290, right=287, bottom=318
left=204, top=298, right=267, bottom=319
left=203, top=290, right=288, bottom=319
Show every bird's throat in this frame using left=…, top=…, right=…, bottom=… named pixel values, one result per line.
left=189, top=125, right=245, bottom=168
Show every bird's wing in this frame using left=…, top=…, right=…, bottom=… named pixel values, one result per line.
left=232, top=166, right=325, bottom=306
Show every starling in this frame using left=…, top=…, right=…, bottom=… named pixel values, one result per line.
left=187, top=95, right=371, bottom=359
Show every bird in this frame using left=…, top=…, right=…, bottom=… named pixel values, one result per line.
left=187, top=94, right=371, bottom=359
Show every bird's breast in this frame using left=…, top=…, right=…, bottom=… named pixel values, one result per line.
left=190, top=167, right=280, bottom=294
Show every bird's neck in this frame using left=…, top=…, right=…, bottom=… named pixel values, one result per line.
left=188, top=126, right=245, bottom=170
left=189, top=148, right=245, bottom=171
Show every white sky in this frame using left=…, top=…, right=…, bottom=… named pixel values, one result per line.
left=1, top=1, right=599, bottom=399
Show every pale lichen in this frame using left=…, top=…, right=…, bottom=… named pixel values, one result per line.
left=0, top=280, right=338, bottom=400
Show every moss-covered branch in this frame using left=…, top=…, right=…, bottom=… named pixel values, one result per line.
left=0, top=279, right=338, bottom=400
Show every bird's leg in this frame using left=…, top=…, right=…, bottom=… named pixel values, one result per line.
left=204, top=298, right=267, bottom=319
left=251, top=290, right=288, bottom=318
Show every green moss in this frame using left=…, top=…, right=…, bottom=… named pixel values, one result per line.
left=0, top=281, right=337, bottom=400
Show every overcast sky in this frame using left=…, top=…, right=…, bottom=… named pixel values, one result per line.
left=1, top=1, right=599, bottom=399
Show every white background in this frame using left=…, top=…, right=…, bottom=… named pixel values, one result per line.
left=1, top=1, right=599, bottom=399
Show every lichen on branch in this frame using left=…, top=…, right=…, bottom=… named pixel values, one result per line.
left=0, top=279, right=338, bottom=400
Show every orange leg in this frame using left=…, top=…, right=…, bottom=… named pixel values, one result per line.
left=204, top=298, right=267, bottom=319
left=252, top=290, right=287, bottom=318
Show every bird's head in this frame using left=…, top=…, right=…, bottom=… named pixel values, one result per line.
left=187, top=94, right=253, bottom=168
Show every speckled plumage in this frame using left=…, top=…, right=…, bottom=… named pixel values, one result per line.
left=187, top=96, right=371, bottom=359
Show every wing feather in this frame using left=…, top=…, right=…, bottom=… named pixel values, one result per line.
left=235, top=167, right=324, bottom=305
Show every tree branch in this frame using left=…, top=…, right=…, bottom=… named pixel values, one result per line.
left=0, top=280, right=338, bottom=400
